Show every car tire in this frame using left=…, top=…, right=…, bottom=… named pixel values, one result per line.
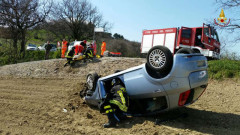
left=176, top=48, right=195, bottom=54
left=146, top=46, right=173, bottom=74
left=86, top=72, right=99, bottom=92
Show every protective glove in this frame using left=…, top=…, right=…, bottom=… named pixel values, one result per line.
left=99, top=99, right=110, bottom=114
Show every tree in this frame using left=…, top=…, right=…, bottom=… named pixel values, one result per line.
left=113, top=33, right=124, bottom=39
left=53, top=0, right=110, bottom=40
left=215, top=0, right=240, bottom=42
left=0, top=0, right=52, bottom=58
left=42, top=19, right=71, bottom=41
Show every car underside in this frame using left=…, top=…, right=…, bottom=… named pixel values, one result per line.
left=81, top=46, right=208, bottom=116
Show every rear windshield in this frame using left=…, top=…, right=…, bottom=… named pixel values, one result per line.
left=28, top=44, right=36, bottom=47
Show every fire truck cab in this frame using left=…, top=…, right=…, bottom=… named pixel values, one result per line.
left=141, top=23, right=220, bottom=59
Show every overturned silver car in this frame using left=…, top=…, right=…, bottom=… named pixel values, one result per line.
left=82, top=46, right=208, bottom=116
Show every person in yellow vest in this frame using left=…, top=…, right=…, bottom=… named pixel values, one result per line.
left=61, top=39, right=68, bottom=58
left=101, top=41, right=106, bottom=56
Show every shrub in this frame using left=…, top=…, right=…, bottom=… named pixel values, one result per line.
left=208, top=59, right=240, bottom=80
left=213, top=72, right=223, bottom=80
left=224, top=70, right=234, bottom=78
left=0, top=49, right=61, bottom=66
left=51, top=49, right=61, bottom=59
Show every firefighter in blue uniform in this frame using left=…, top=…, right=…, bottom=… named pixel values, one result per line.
left=100, top=78, right=129, bottom=128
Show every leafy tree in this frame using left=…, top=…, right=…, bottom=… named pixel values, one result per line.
left=113, top=33, right=124, bottom=39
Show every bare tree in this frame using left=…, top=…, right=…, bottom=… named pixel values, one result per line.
left=53, top=0, right=110, bottom=40
left=0, top=0, right=52, bottom=58
left=215, top=0, right=240, bottom=42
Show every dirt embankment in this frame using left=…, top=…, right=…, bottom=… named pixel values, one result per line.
left=0, top=58, right=240, bottom=135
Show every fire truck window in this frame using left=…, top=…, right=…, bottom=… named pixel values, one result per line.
left=204, top=28, right=209, bottom=36
left=214, top=30, right=220, bottom=42
left=210, top=27, right=216, bottom=39
left=181, top=29, right=191, bottom=38
left=213, top=31, right=217, bottom=40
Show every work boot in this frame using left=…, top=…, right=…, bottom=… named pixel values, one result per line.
left=103, top=121, right=116, bottom=128
left=64, top=62, right=69, bottom=67
left=103, top=113, right=118, bottom=128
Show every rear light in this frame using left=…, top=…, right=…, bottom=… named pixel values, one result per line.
left=178, top=90, right=191, bottom=106
left=183, top=55, right=193, bottom=58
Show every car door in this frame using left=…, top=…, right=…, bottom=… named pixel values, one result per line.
left=201, top=23, right=213, bottom=49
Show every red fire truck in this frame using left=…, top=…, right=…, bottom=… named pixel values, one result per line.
left=141, top=23, right=220, bottom=59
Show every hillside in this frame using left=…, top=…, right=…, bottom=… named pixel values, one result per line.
left=0, top=57, right=240, bottom=135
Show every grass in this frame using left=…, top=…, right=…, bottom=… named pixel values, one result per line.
left=208, top=59, right=240, bottom=80
left=0, top=44, right=61, bottom=66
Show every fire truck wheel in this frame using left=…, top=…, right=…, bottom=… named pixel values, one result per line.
left=176, top=48, right=195, bottom=54
left=86, top=72, right=99, bottom=92
left=146, top=46, right=173, bottom=73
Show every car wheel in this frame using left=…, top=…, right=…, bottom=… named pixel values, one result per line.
left=176, top=48, right=195, bottom=54
left=86, top=72, right=99, bottom=92
left=146, top=46, right=173, bottom=73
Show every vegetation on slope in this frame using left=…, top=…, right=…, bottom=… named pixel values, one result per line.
left=208, top=59, right=240, bottom=80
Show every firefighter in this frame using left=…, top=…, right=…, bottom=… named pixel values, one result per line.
left=75, top=44, right=84, bottom=55
left=57, top=41, right=61, bottom=49
left=61, top=39, right=68, bottom=58
left=64, top=46, right=75, bottom=67
left=100, top=78, right=129, bottom=128
left=80, top=40, right=87, bottom=50
left=101, top=41, right=106, bottom=56
left=92, top=41, right=97, bottom=56
left=85, top=44, right=94, bottom=60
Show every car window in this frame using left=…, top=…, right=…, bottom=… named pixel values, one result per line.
left=70, top=42, right=74, bottom=46
left=28, top=44, right=36, bottom=47
left=51, top=44, right=57, bottom=48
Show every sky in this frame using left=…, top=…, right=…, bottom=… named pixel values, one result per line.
left=89, top=0, right=239, bottom=54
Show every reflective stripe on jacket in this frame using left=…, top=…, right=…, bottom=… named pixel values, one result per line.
left=109, top=85, right=129, bottom=112
left=66, top=49, right=74, bottom=58
left=101, top=42, right=106, bottom=50
left=62, top=41, right=68, bottom=49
